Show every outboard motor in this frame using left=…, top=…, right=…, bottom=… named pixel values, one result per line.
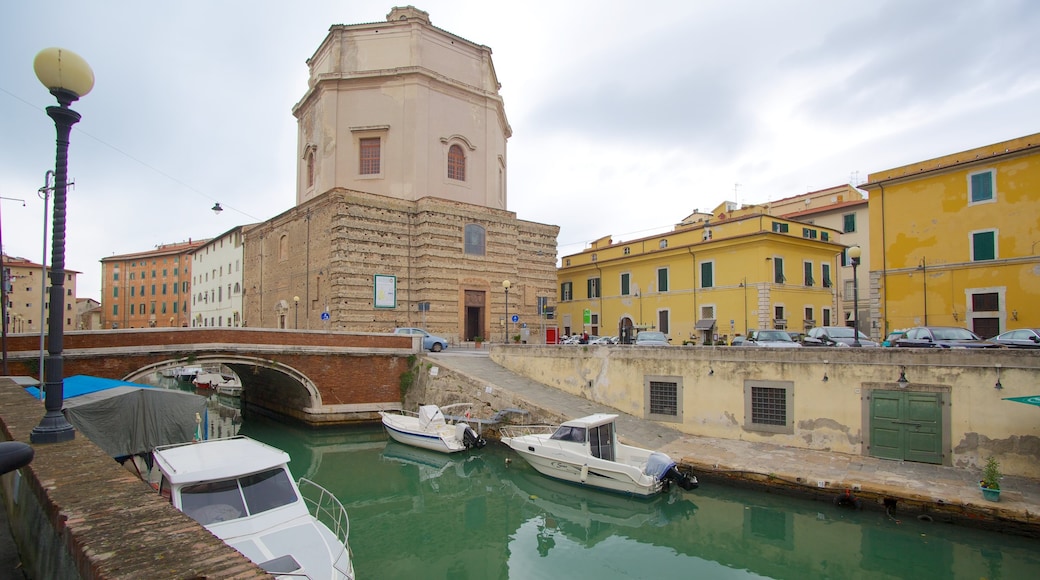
left=645, top=451, right=699, bottom=491
left=663, top=464, right=698, bottom=491
left=456, top=422, right=487, bottom=449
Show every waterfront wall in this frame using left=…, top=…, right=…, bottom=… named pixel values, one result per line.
left=489, top=346, right=1040, bottom=478
left=0, top=379, right=265, bottom=579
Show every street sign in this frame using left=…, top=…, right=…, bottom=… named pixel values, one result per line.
left=321, top=312, right=330, bottom=321
left=511, top=314, right=519, bottom=323
left=583, top=309, right=591, bottom=325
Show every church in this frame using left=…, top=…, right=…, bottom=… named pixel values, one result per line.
left=242, top=7, right=559, bottom=343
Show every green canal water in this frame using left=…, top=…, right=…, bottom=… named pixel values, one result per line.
left=227, top=414, right=1039, bottom=580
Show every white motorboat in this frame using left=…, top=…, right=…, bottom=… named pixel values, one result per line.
left=379, top=404, right=486, bottom=454
left=152, top=436, right=354, bottom=579
left=500, top=413, right=697, bottom=497
left=174, top=365, right=204, bottom=381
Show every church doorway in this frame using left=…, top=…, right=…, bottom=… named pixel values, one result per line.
left=464, top=290, right=485, bottom=340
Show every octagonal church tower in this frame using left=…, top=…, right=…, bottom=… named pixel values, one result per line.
left=293, top=6, right=510, bottom=209
left=243, top=7, right=557, bottom=343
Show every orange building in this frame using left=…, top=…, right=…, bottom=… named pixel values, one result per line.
left=100, top=240, right=206, bottom=329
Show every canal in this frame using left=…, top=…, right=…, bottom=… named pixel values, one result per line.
left=226, top=410, right=1037, bottom=580
left=153, top=376, right=1038, bottom=579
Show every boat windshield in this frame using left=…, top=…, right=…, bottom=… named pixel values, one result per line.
left=180, top=467, right=298, bottom=526
left=550, top=425, right=586, bottom=443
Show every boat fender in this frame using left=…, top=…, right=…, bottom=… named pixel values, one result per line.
left=580, top=464, right=589, bottom=483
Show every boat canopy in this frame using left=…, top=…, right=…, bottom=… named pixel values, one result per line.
left=25, top=375, right=206, bottom=459
left=560, top=413, right=619, bottom=429
left=418, top=405, right=447, bottom=430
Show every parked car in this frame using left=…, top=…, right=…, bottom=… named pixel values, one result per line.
left=589, top=336, right=616, bottom=345
left=729, top=336, right=746, bottom=347
left=634, top=331, right=671, bottom=346
left=393, top=327, right=449, bottom=352
left=991, top=328, right=1040, bottom=348
left=882, top=330, right=907, bottom=347
left=744, top=330, right=802, bottom=348
left=787, top=331, right=806, bottom=343
left=804, top=326, right=879, bottom=347
left=895, top=326, right=1001, bottom=349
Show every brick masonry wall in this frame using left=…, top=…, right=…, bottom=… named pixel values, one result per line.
left=243, top=188, right=560, bottom=343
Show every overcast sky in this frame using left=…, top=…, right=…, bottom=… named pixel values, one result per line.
left=2, top=0, right=1038, bottom=300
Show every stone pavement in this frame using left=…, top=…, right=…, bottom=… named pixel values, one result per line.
left=428, top=351, right=1040, bottom=536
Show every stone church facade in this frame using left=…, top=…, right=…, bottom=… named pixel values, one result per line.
left=242, top=7, right=558, bottom=343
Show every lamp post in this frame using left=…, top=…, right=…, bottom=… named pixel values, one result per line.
left=502, top=279, right=511, bottom=343
left=848, top=245, right=862, bottom=347
left=293, top=295, right=300, bottom=329
left=30, top=47, right=94, bottom=444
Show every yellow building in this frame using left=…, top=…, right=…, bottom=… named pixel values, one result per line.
left=556, top=202, right=845, bottom=344
left=860, top=132, right=1040, bottom=337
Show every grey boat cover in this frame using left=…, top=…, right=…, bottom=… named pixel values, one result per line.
left=28, top=375, right=206, bottom=458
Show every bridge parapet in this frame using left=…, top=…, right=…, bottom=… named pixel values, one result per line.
left=3, top=328, right=414, bottom=426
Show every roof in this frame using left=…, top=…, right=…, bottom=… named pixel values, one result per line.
left=561, top=413, right=619, bottom=429
left=101, top=239, right=210, bottom=262
left=861, top=132, right=1040, bottom=187
left=154, top=436, right=290, bottom=485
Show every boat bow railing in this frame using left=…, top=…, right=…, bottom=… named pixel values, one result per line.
left=298, top=477, right=351, bottom=573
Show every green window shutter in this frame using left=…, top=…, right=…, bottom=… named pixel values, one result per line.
left=774, top=258, right=785, bottom=283
left=971, top=172, right=993, bottom=202
left=658, top=268, right=669, bottom=292
left=843, top=214, right=856, bottom=233
left=620, top=273, right=630, bottom=296
left=700, top=262, right=713, bottom=288
left=973, top=231, right=996, bottom=261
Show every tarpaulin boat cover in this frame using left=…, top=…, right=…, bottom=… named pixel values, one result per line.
left=644, top=451, right=677, bottom=479
left=25, top=375, right=206, bottom=458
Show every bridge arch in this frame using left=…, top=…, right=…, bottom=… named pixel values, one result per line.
left=126, top=355, right=323, bottom=410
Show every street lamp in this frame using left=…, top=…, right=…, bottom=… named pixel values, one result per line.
left=30, top=47, right=94, bottom=444
left=293, top=295, right=300, bottom=329
left=848, top=245, right=862, bottom=347
left=502, top=279, right=511, bottom=343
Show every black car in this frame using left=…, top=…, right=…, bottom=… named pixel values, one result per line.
left=895, top=326, right=1001, bottom=348
left=991, top=328, right=1040, bottom=348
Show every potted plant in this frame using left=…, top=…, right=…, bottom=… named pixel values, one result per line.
left=472, top=336, right=484, bottom=348
left=512, top=334, right=522, bottom=344
left=979, top=455, right=1001, bottom=502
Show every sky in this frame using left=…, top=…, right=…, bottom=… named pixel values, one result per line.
left=2, top=0, right=1038, bottom=301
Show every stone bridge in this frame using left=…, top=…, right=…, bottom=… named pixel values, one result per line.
left=2, top=327, right=417, bottom=424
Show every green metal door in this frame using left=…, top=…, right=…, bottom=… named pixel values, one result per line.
left=869, top=390, right=942, bottom=464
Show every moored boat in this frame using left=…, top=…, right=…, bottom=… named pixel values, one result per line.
left=500, top=413, right=697, bottom=497
left=379, top=404, right=486, bottom=454
left=152, top=436, right=354, bottom=579
left=174, top=366, right=204, bottom=382
left=192, top=372, right=240, bottom=390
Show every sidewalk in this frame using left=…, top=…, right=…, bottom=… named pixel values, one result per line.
left=428, top=352, right=1040, bottom=536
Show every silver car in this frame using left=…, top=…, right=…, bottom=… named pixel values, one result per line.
left=745, top=330, right=802, bottom=348
left=804, top=326, right=879, bottom=347
left=393, top=327, right=449, bottom=352
left=991, top=328, right=1040, bottom=349
left=634, top=331, right=671, bottom=346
